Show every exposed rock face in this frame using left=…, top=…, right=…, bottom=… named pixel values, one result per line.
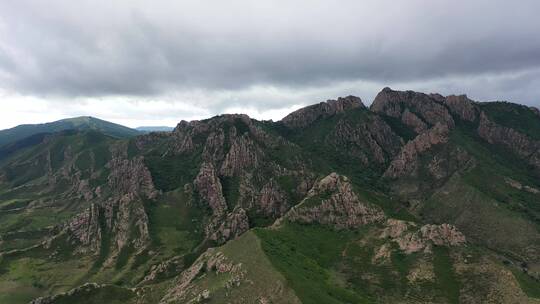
left=401, top=109, right=428, bottom=133
left=445, top=95, right=478, bottom=122
left=202, top=129, right=226, bottom=163
left=52, top=144, right=157, bottom=259
left=281, top=96, right=365, bottom=129
left=107, top=155, right=159, bottom=200
left=64, top=203, right=102, bottom=254
left=141, top=256, right=185, bottom=284
left=171, top=114, right=254, bottom=156
left=107, top=196, right=151, bottom=254
left=371, top=87, right=455, bottom=128
left=381, top=219, right=466, bottom=254
left=259, top=179, right=289, bottom=217
left=477, top=111, right=540, bottom=172
left=384, top=123, right=450, bottom=178
left=194, top=162, right=228, bottom=217
left=328, top=115, right=403, bottom=165
left=220, top=134, right=261, bottom=176
left=283, top=173, right=384, bottom=229
left=207, top=207, right=250, bottom=244
left=193, top=163, right=250, bottom=244
left=61, top=197, right=151, bottom=259
left=160, top=249, right=246, bottom=303
left=504, top=177, right=540, bottom=194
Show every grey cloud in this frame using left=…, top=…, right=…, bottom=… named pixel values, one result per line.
left=0, top=0, right=539, bottom=111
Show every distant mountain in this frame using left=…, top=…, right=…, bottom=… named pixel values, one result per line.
left=0, top=116, right=140, bottom=147
left=135, top=126, right=174, bottom=132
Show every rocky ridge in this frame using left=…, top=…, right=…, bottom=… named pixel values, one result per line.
left=281, top=95, right=365, bottom=129
left=477, top=111, right=540, bottom=173
left=384, top=123, right=450, bottom=179
left=380, top=219, right=466, bottom=254
left=281, top=172, right=385, bottom=229
left=371, top=87, right=455, bottom=129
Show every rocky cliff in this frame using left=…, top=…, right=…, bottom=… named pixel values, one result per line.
left=477, top=111, right=540, bottom=173
left=281, top=96, right=365, bottom=129
left=282, top=173, right=384, bottom=229
left=371, top=87, right=455, bottom=129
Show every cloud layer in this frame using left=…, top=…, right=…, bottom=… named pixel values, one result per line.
left=0, top=0, right=539, bottom=128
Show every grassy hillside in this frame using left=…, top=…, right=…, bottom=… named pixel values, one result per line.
left=0, top=116, right=140, bottom=148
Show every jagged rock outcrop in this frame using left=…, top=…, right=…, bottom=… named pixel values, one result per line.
left=401, top=109, right=428, bottom=133
left=194, top=163, right=250, bottom=244
left=107, top=195, right=151, bottom=254
left=160, top=249, right=246, bottom=303
left=207, top=207, right=249, bottom=244
left=259, top=179, right=289, bottom=217
left=381, top=219, right=466, bottom=254
left=445, top=95, right=478, bottom=122
left=281, top=96, right=365, bottom=129
left=504, top=177, right=540, bottom=194
left=64, top=203, right=102, bottom=254
left=384, top=123, right=450, bottom=178
left=172, top=114, right=250, bottom=156
left=477, top=111, right=540, bottom=172
left=170, top=121, right=196, bottom=154
left=48, top=144, right=157, bottom=259
left=141, top=256, right=185, bottom=284
left=371, top=87, right=455, bottom=128
left=220, top=133, right=261, bottom=176
left=282, top=173, right=384, bottom=229
left=107, top=153, right=158, bottom=200
left=194, top=162, right=228, bottom=216
left=328, top=115, right=403, bottom=164
left=202, top=129, right=226, bottom=163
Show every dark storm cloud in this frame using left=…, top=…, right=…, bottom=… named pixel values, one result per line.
left=0, top=0, right=540, bottom=109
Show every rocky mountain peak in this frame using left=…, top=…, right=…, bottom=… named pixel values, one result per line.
left=281, top=95, right=365, bottom=128
left=371, top=87, right=455, bottom=129
left=444, top=94, right=478, bottom=122
left=281, top=172, right=385, bottom=229
left=173, top=114, right=253, bottom=135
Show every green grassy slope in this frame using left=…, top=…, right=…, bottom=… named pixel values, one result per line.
left=0, top=116, right=140, bottom=148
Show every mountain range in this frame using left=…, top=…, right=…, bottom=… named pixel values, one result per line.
left=0, top=87, right=539, bottom=303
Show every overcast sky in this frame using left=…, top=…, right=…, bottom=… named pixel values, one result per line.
left=1, top=0, right=539, bottom=129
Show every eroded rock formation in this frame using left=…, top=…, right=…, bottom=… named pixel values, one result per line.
left=282, top=95, right=365, bottom=129
left=371, top=87, right=455, bottom=128
left=384, top=123, right=450, bottom=178
left=283, top=173, right=384, bottom=229
left=478, top=111, right=540, bottom=172
left=381, top=219, right=466, bottom=254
